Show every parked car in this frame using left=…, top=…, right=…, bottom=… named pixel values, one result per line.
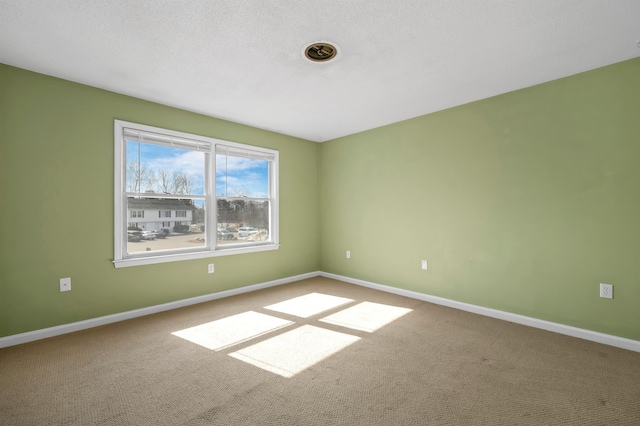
left=152, top=230, right=167, bottom=239
left=217, top=229, right=235, bottom=240
left=141, top=231, right=156, bottom=240
left=127, top=230, right=143, bottom=242
left=238, top=227, right=259, bottom=238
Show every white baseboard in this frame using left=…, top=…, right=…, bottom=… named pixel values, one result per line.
left=0, top=271, right=320, bottom=349
left=319, top=272, right=640, bottom=353
left=3, top=270, right=638, bottom=353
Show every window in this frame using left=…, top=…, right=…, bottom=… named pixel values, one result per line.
left=216, top=147, right=272, bottom=245
left=114, top=120, right=279, bottom=267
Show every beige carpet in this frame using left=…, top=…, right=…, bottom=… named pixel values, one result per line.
left=1, top=277, right=639, bottom=425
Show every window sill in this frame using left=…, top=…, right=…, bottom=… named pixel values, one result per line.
left=113, top=243, right=280, bottom=268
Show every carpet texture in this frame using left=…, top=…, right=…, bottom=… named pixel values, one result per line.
left=1, top=277, right=639, bottom=425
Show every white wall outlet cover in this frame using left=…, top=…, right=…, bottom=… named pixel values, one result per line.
left=599, top=283, right=613, bottom=299
left=346, top=251, right=350, bottom=259
left=60, top=277, right=71, bottom=292
left=208, top=264, right=215, bottom=274
left=421, top=260, right=428, bottom=270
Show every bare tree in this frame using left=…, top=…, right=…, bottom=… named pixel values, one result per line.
left=173, top=171, right=193, bottom=194
left=126, top=161, right=154, bottom=192
left=151, top=168, right=194, bottom=194
left=231, top=184, right=250, bottom=197
left=128, top=162, right=194, bottom=195
left=156, top=168, right=173, bottom=193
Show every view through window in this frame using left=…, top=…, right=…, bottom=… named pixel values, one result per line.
left=114, top=120, right=279, bottom=267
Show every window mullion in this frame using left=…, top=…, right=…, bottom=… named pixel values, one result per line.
left=120, top=192, right=128, bottom=260
left=125, top=192, right=205, bottom=200
left=217, top=196, right=270, bottom=202
left=207, top=150, right=215, bottom=250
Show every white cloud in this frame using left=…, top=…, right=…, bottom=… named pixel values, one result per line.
left=216, top=155, right=267, bottom=173
left=141, top=149, right=206, bottom=194
left=149, top=150, right=205, bottom=175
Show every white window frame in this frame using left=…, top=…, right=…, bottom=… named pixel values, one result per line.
left=114, top=120, right=279, bottom=268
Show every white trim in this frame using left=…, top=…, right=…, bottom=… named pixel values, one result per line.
left=0, top=272, right=319, bottom=349
left=319, top=272, right=640, bottom=353
left=113, top=243, right=280, bottom=268
left=2, top=271, right=638, bottom=353
left=113, top=120, right=125, bottom=260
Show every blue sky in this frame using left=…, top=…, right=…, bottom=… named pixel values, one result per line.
left=215, top=154, right=269, bottom=198
left=126, top=140, right=269, bottom=198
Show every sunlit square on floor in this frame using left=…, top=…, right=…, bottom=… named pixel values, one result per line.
left=320, top=301, right=412, bottom=332
left=264, top=292, right=354, bottom=318
left=172, top=311, right=292, bottom=351
left=229, top=325, right=360, bottom=378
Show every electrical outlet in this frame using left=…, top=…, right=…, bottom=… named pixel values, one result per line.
left=421, top=260, right=428, bottom=270
left=346, top=250, right=350, bottom=259
left=60, top=277, right=71, bottom=292
left=599, top=283, right=613, bottom=299
left=208, top=264, right=215, bottom=274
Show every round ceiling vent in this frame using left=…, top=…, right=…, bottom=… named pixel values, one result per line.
left=303, top=41, right=339, bottom=63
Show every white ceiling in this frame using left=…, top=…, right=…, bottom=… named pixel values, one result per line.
left=1, top=1, right=639, bottom=142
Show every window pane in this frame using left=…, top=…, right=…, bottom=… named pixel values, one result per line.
left=126, top=140, right=205, bottom=195
left=217, top=199, right=270, bottom=243
left=126, top=198, right=205, bottom=254
left=216, top=154, right=269, bottom=197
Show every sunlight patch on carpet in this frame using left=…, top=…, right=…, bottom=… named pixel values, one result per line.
left=172, top=311, right=293, bottom=351
left=229, top=325, right=360, bottom=378
left=264, top=292, right=354, bottom=318
left=320, top=301, right=412, bottom=332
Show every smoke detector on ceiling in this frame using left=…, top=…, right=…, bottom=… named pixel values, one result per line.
left=303, top=41, right=339, bottom=63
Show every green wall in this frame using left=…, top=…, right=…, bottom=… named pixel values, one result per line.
left=2, top=58, right=639, bottom=342
left=319, top=58, right=640, bottom=341
left=0, top=64, right=319, bottom=337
